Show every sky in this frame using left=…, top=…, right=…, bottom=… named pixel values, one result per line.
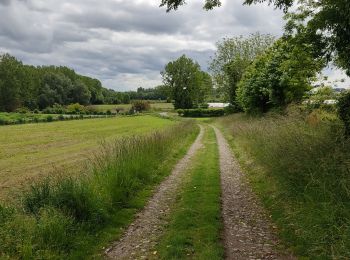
left=0, top=0, right=348, bottom=91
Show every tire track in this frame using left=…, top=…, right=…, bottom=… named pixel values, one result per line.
left=212, top=126, right=294, bottom=260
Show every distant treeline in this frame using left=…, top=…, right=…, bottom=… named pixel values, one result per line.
left=0, top=54, right=168, bottom=112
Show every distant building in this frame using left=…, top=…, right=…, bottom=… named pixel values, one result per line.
left=208, top=103, right=230, bottom=108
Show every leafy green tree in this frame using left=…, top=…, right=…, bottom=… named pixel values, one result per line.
left=209, top=33, right=275, bottom=106
left=38, top=72, right=73, bottom=109
left=161, top=55, right=211, bottom=109
left=70, top=80, right=91, bottom=105
left=0, top=54, right=23, bottom=111
left=237, top=37, right=324, bottom=113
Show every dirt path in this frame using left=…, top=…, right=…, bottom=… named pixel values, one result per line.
left=106, top=125, right=204, bottom=259
left=212, top=126, right=293, bottom=260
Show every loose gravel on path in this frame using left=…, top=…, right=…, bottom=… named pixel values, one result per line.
left=106, top=125, right=204, bottom=259
left=212, top=126, right=294, bottom=260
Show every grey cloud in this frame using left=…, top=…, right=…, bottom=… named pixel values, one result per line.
left=0, top=0, right=287, bottom=90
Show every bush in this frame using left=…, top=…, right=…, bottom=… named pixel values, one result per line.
left=43, top=104, right=66, bottom=114
left=15, top=107, right=30, bottom=114
left=106, top=110, right=112, bottom=115
left=58, top=115, right=65, bottom=121
left=337, top=91, right=350, bottom=135
left=177, top=108, right=225, bottom=117
left=66, top=103, right=85, bottom=114
left=131, top=100, right=150, bottom=112
left=46, top=115, right=53, bottom=122
left=85, top=106, right=98, bottom=115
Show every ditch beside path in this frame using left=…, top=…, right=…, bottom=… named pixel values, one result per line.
left=212, top=126, right=294, bottom=260
left=106, top=125, right=204, bottom=259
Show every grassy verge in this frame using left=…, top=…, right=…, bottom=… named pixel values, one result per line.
left=0, top=121, right=198, bottom=259
left=157, top=126, right=223, bottom=259
left=216, top=110, right=350, bottom=259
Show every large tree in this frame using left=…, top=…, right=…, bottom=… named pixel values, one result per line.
left=161, top=55, right=212, bottom=109
left=0, top=54, right=23, bottom=112
left=209, top=33, right=275, bottom=106
left=237, top=37, right=324, bottom=113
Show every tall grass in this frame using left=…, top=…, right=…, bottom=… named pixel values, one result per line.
left=0, top=121, right=197, bottom=259
left=218, top=110, right=350, bottom=258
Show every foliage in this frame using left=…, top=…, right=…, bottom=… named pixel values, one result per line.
left=0, top=54, right=23, bottom=112
left=237, top=37, right=324, bottom=113
left=218, top=111, right=350, bottom=258
left=177, top=108, right=225, bottom=117
left=209, top=33, right=275, bottom=105
left=131, top=100, right=151, bottom=112
left=0, top=121, right=197, bottom=258
left=161, top=55, right=212, bottom=109
left=283, top=0, right=350, bottom=76
left=337, top=91, right=350, bottom=135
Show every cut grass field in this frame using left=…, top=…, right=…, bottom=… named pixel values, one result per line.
left=216, top=111, right=350, bottom=259
left=157, top=125, right=223, bottom=259
left=0, top=121, right=198, bottom=259
left=92, top=102, right=174, bottom=113
left=0, top=115, right=176, bottom=200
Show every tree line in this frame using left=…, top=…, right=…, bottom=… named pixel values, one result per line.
left=0, top=54, right=169, bottom=112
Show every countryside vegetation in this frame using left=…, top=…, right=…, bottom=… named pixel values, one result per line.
left=1, top=0, right=350, bottom=259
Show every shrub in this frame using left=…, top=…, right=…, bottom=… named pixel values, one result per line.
left=85, top=106, right=98, bottom=115
left=66, top=103, right=85, bottom=114
left=337, top=91, right=350, bottom=135
left=33, top=109, right=39, bottom=114
left=106, top=110, right=112, bottom=115
left=131, top=100, right=150, bottom=112
left=46, top=115, right=53, bottom=122
left=43, top=104, right=66, bottom=114
left=178, top=108, right=225, bottom=117
left=58, top=115, right=65, bottom=121
left=15, top=107, right=30, bottom=114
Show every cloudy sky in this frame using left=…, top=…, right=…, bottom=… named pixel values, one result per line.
left=0, top=0, right=348, bottom=90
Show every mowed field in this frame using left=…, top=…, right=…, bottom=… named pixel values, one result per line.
left=92, top=102, right=174, bottom=113
left=0, top=115, right=176, bottom=200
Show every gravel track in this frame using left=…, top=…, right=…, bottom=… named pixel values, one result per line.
left=106, top=125, right=204, bottom=259
left=212, top=126, right=294, bottom=260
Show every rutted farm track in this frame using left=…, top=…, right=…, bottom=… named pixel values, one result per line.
left=106, top=124, right=292, bottom=259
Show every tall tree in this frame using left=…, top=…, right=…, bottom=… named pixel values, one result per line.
left=209, top=33, right=275, bottom=105
left=161, top=55, right=211, bottom=109
left=0, top=54, right=23, bottom=112
left=236, top=37, right=325, bottom=113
